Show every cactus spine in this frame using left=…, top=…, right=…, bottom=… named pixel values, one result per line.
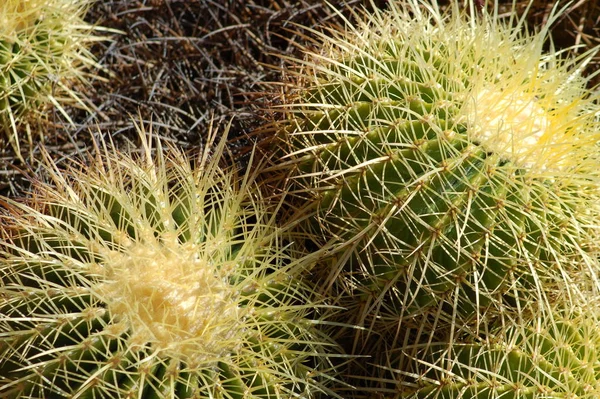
left=266, top=0, right=600, bottom=351
left=0, top=0, right=101, bottom=153
left=0, top=126, right=337, bottom=398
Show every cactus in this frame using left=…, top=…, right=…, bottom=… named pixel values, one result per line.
left=381, top=296, right=600, bottom=398
left=0, top=125, right=339, bottom=398
left=265, top=0, right=600, bottom=348
left=0, top=0, right=101, bottom=154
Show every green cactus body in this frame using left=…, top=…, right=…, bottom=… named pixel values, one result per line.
left=391, top=304, right=600, bottom=398
left=0, top=0, right=100, bottom=152
left=0, top=130, right=336, bottom=398
left=271, top=0, right=600, bottom=340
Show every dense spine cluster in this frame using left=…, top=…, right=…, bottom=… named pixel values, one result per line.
left=0, top=0, right=100, bottom=152
left=0, top=129, right=336, bottom=399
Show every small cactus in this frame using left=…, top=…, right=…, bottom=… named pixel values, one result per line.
left=0, top=0, right=101, bottom=153
left=265, top=0, right=600, bottom=348
left=0, top=125, right=337, bottom=398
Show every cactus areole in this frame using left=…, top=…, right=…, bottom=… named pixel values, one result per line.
left=275, top=0, right=600, bottom=330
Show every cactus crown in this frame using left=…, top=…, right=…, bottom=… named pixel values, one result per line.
left=0, top=125, right=336, bottom=398
left=286, top=0, right=600, bottom=175
left=1, top=0, right=45, bottom=35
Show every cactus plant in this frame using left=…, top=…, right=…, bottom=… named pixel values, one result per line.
left=264, top=0, right=600, bottom=348
left=0, top=0, right=101, bottom=154
left=0, top=125, right=339, bottom=398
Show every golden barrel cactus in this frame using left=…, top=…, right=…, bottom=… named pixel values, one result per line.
left=264, top=0, right=600, bottom=352
left=0, top=126, right=338, bottom=398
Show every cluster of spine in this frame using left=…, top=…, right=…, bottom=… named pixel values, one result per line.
left=262, top=0, right=600, bottom=397
left=0, top=128, right=337, bottom=398
left=0, top=0, right=99, bottom=152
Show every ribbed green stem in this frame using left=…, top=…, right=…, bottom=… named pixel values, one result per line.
left=397, top=309, right=600, bottom=398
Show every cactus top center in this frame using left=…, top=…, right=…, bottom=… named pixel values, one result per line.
left=95, top=240, right=242, bottom=364
left=1, top=0, right=45, bottom=37
left=464, top=86, right=555, bottom=170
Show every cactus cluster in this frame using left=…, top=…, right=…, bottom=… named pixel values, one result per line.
left=0, top=127, right=338, bottom=398
left=2, top=0, right=600, bottom=398
left=0, top=0, right=100, bottom=153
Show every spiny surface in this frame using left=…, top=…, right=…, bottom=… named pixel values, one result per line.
left=387, top=299, right=600, bottom=398
left=0, top=0, right=100, bottom=153
left=0, top=129, right=335, bottom=398
left=269, top=0, right=600, bottom=359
